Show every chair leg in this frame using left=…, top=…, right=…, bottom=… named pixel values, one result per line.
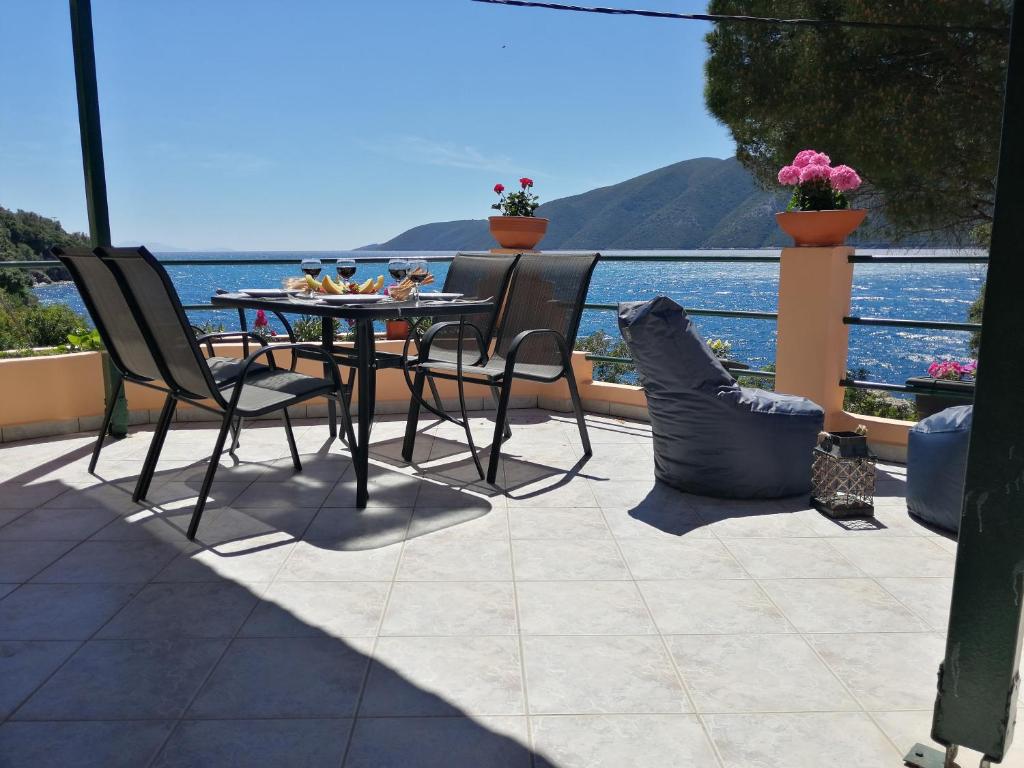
left=401, top=369, right=426, bottom=462
left=133, top=394, right=176, bottom=502
left=229, top=416, right=243, bottom=454
left=89, top=375, right=124, bottom=474
left=282, top=408, right=302, bottom=472
left=490, top=387, right=512, bottom=443
left=187, top=411, right=234, bottom=540
left=427, top=376, right=444, bottom=413
left=339, top=369, right=356, bottom=446
left=565, top=367, right=592, bottom=456
left=487, top=379, right=513, bottom=485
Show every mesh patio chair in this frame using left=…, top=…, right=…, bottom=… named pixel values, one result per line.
left=402, top=253, right=599, bottom=483
left=50, top=247, right=270, bottom=474
left=374, top=253, right=518, bottom=412
left=96, top=246, right=349, bottom=540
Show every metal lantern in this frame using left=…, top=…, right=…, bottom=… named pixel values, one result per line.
left=811, top=431, right=876, bottom=518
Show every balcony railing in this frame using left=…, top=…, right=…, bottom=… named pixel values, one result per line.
left=0, top=251, right=987, bottom=395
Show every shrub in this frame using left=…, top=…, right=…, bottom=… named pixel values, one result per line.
left=0, top=302, right=87, bottom=351
left=19, top=304, right=86, bottom=347
left=844, top=368, right=918, bottom=420
left=574, top=331, right=633, bottom=384
left=290, top=315, right=340, bottom=342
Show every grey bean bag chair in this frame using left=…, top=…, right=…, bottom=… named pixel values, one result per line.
left=618, top=297, right=824, bottom=498
left=907, top=405, right=972, bottom=534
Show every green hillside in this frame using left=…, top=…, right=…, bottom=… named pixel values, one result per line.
left=0, top=206, right=86, bottom=282
left=368, top=157, right=793, bottom=250
left=367, top=157, right=930, bottom=250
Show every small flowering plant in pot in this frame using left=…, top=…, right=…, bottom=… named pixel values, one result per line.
left=906, top=359, right=978, bottom=419
left=775, top=149, right=867, bottom=246
left=488, top=177, right=549, bottom=250
left=928, top=359, right=977, bottom=381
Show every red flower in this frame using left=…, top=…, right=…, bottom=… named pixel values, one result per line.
left=494, top=183, right=505, bottom=194
left=254, top=309, right=268, bottom=327
left=520, top=177, right=533, bottom=188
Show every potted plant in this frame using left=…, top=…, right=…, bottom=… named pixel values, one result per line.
left=489, top=177, right=548, bottom=250
left=906, top=359, right=977, bottom=418
left=775, top=150, right=867, bottom=246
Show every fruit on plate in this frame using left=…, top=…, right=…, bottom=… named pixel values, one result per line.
left=321, top=275, right=345, bottom=294
left=304, top=274, right=321, bottom=292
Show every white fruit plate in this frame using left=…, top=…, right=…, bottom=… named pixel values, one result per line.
left=317, top=294, right=384, bottom=304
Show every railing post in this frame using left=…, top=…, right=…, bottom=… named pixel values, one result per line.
left=774, top=245, right=854, bottom=428
left=69, top=0, right=126, bottom=437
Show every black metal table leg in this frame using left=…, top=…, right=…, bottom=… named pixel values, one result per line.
left=321, top=318, right=338, bottom=439
left=355, top=317, right=377, bottom=507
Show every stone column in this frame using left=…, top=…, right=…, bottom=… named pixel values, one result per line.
left=774, top=245, right=854, bottom=430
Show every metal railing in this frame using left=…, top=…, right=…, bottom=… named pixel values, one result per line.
left=0, top=251, right=986, bottom=393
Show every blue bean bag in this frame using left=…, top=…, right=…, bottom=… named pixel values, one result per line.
left=618, top=297, right=825, bottom=498
left=907, top=405, right=973, bottom=534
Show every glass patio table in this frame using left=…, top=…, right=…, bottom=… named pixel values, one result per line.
left=210, top=292, right=495, bottom=506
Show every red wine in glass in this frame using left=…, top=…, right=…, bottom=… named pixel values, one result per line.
left=336, top=263, right=356, bottom=280
left=388, top=259, right=410, bottom=282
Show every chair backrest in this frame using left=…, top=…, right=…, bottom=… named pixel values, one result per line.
left=96, top=246, right=222, bottom=401
left=440, top=253, right=518, bottom=343
left=49, top=246, right=164, bottom=383
left=492, top=253, right=599, bottom=367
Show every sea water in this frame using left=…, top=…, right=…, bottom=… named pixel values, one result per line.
left=34, top=249, right=984, bottom=387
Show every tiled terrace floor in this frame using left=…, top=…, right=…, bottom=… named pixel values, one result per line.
left=0, top=408, right=1012, bottom=767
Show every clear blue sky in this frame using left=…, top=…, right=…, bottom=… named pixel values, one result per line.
left=1, top=1, right=734, bottom=250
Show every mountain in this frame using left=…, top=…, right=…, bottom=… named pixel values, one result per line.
left=365, top=157, right=797, bottom=251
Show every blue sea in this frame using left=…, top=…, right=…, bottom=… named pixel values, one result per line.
left=34, top=249, right=985, bottom=388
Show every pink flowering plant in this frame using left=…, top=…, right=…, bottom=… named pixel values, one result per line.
left=491, top=177, right=540, bottom=217
left=927, top=359, right=977, bottom=381
left=778, top=149, right=862, bottom=212
left=251, top=309, right=277, bottom=340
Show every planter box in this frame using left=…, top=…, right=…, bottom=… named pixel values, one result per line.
left=905, top=376, right=975, bottom=419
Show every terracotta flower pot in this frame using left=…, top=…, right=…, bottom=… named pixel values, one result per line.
left=385, top=319, right=411, bottom=341
left=775, top=209, right=867, bottom=247
left=488, top=216, right=549, bottom=250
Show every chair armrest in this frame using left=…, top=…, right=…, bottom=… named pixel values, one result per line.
left=196, top=331, right=269, bottom=347
left=416, top=320, right=487, bottom=365
left=503, top=328, right=573, bottom=377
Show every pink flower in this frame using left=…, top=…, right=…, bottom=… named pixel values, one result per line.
left=519, top=177, right=534, bottom=188
left=830, top=165, right=862, bottom=192
left=928, top=360, right=975, bottom=380
left=254, top=309, right=268, bottom=328
left=494, top=183, right=505, bottom=194
left=792, top=149, right=819, bottom=168
left=799, top=163, right=831, bottom=183
left=810, top=152, right=831, bottom=166
left=777, top=165, right=802, bottom=186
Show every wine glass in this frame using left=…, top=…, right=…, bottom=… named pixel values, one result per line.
left=336, top=258, right=357, bottom=285
left=388, top=258, right=410, bottom=300
left=407, top=258, right=429, bottom=303
left=300, top=258, right=322, bottom=297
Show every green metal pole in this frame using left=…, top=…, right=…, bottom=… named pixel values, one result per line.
left=69, top=0, right=127, bottom=436
left=929, top=0, right=1024, bottom=763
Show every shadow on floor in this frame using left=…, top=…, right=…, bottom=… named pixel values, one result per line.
left=0, top=431, right=548, bottom=767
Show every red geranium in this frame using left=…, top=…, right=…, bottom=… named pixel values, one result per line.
left=254, top=309, right=268, bottom=327
left=491, top=177, right=541, bottom=217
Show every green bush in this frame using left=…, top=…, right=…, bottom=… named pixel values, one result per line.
left=844, top=368, right=918, bottom=420
left=19, top=304, right=86, bottom=347
left=0, top=302, right=87, bottom=351
left=574, top=331, right=633, bottom=384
